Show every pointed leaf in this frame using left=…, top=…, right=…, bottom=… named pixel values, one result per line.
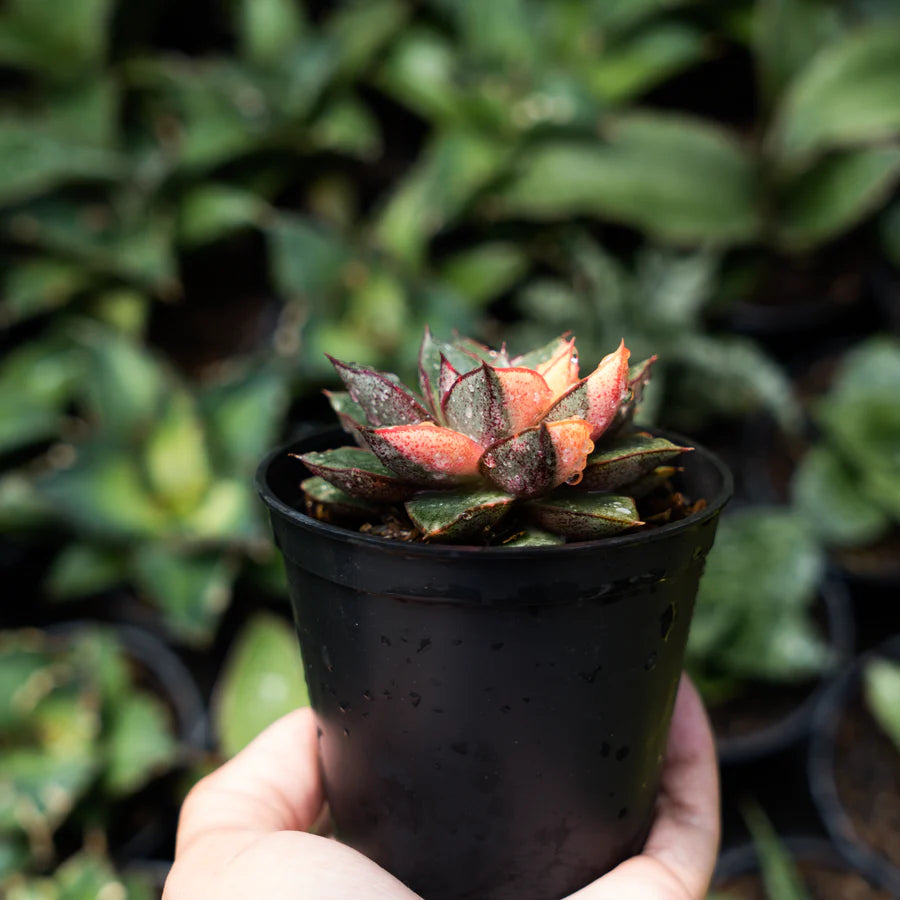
left=495, top=114, right=761, bottom=245
left=535, top=336, right=579, bottom=397
left=501, top=527, right=565, bottom=547
left=298, top=447, right=417, bottom=502
left=621, top=465, right=679, bottom=499
left=481, top=420, right=593, bottom=497
left=864, top=659, right=900, bottom=753
left=214, top=614, right=308, bottom=757
left=329, top=356, right=430, bottom=427
left=777, top=146, right=900, bottom=251
left=361, top=423, right=483, bottom=486
left=301, top=476, right=380, bottom=519
left=104, top=693, right=177, bottom=796
left=443, top=363, right=553, bottom=445
left=406, top=487, right=514, bottom=542
left=438, top=355, right=461, bottom=406
left=581, top=435, right=690, bottom=491
left=546, top=341, right=630, bottom=439
left=610, top=355, right=658, bottom=433
left=324, top=390, right=368, bottom=439
left=771, top=26, right=900, bottom=165
left=453, top=336, right=512, bottom=367
left=529, top=493, right=642, bottom=540
left=133, top=547, right=235, bottom=647
left=792, top=445, right=890, bottom=546
left=417, top=326, right=482, bottom=418
left=510, top=334, right=573, bottom=370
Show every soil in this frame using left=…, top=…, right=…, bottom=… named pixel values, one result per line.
left=717, top=864, right=893, bottom=899
left=834, top=700, right=900, bottom=871
left=303, top=475, right=703, bottom=545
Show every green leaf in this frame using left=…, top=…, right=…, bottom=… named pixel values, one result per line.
left=777, top=147, right=900, bottom=250
left=1, top=259, right=90, bottom=325
left=182, top=478, right=260, bottom=542
left=328, top=0, right=409, bottom=78
left=133, top=547, right=235, bottom=646
left=178, top=184, right=267, bottom=247
left=0, top=125, right=121, bottom=208
left=201, top=366, right=290, bottom=475
left=235, top=0, right=305, bottom=67
left=8, top=850, right=153, bottom=900
left=496, top=114, right=761, bottom=246
left=742, top=801, right=812, bottom=900
left=46, top=544, right=129, bottom=599
left=406, top=487, right=514, bottom=541
left=301, top=475, right=382, bottom=519
left=75, top=323, right=168, bottom=439
left=301, top=448, right=417, bottom=502
left=581, top=435, right=690, bottom=491
left=39, top=448, right=169, bottom=541
left=267, top=214, right=351, bottom=303
left=792, top=446, right=891, bottom=547
left=0, top=0, right=113, bottom=78
left=688, top=509, right=831, bottom=685
left=501, top=527, right=564, bottom=547
left=6, top=199, right=177, bottom=294
left=375, top=131, right=508, bottom=266
left=771, top=26, right=900, bottom=165
left=528, top=493, right=641, bottom=540
left=439, top=243, right=528, bottom=306
left=864, top=658, right=900, bottom=752
left=588, top=23, right=706, bottom=104
left=377, top=29, right=462, bottom=124
left=104, top=694, right=177, bottom=796
left=214, top=614, right=308, bottom=757
left=753, top=0, right=844, bottom=107
left=143, top=392, right=213, bottom=514
left=308, top=96, right=381, bottom=160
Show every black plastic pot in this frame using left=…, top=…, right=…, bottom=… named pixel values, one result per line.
left=715, top=577, right=855, bottom=766
left=257, top=428, right=732, bottom=900
left=809, top=635, right=900, bottom=896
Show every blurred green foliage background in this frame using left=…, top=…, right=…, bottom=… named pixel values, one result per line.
left=2, top=0, right=900, bottom=893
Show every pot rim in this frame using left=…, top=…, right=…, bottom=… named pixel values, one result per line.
left=255, top=425, right=733, bottom=557
left=808, top=633, right=900, bottom=895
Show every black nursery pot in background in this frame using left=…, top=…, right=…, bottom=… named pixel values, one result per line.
left=257, top=429, right=732, bottom=900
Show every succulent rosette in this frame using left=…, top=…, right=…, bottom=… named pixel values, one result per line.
left=298, top=329, right=691, bottom=543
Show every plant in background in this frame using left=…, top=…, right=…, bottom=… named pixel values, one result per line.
left=792, top=336, right=900, bottom=560
left=864, top=657, right=900, bottom=753
left=299, top=328, right=695, bottom=543
left=509, top=231, right=799, bottom=432
left=687, top=508, right=832, bottom=705
left=0, top=627, right=176, bottom=888
left=212, top=614, right=308, bottom=758
left=3, top=851, right=153, bottom=900
left=0, top=323, right=289, bottom=645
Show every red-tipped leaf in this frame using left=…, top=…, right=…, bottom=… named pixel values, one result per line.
left=545, top=340, right=629, bottom=440
left=361, top=422, right=483, bottom=486
left=443, top=363, right=553, bottom=446
left=329, top=356, right=430, bottom=427
left=535, top=336, right=579, bottom=398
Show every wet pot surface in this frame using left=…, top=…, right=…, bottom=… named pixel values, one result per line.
left=260, top=429, right=732, bottom=900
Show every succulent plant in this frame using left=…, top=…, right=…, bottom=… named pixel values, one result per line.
left=298, top=329, right=693, bottom=544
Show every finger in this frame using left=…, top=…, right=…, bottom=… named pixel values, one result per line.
left=565, top=673, right=719, bottom=900
left=176, top=707, right=324, bottom=854
left=641, top=673, right=720, bottom=895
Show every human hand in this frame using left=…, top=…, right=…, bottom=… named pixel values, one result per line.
left=164, top=673, right=719, bottom=900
